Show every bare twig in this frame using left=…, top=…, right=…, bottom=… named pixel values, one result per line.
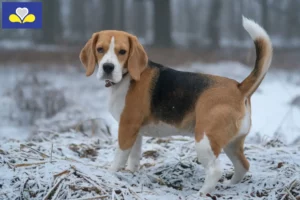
left=42, top=170, right=74, bottom=200
left=288, top=179, right=299, bottom=191
left=127, top=187, right=144, bottom=200
left=69, top=185, right=102, bottom=195
left=20, top=177, right=30, bottom=200
left=71, top=166, right=108, bottom=195
left=52, top=181, right=64, bottom=200
left=20, top=144, right=49, bottom=159
left=50, top=143, right=53, bottom=163
left=3, top=158, right=13, bottom=169
left=54, top=170, right=71, bottom=179
left=68, top=195, right=108, bottom=200
left=280, top=179, right=299, bottom=200
left=284, top=188, right=297, bottom=200
left=14, top=161, right=51, bottom=168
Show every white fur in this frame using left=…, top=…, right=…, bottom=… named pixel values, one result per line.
left=110, top=148, right=131, bottom=171
left=195, top=135, right=222, bottom=194
left=242, top=16, right=269, bottom=40
left=96, top=37, right=123, bottom=83
left=239, top=106, right=251, bottom=135
left=140, top=122, right=193, bottom=137
left=127, top=134, right=142, bottom=172
left=109, top=75, right=130, bottom=122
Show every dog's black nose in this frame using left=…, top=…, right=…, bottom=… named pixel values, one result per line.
left=103, top=63, right=114, bottom=74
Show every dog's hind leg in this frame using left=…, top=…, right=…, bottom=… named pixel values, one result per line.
left=194, top=104, right=243, bottom=194
left=224, top=134, right=249, bottom=184
left=195, top=132, right=222, bottom=195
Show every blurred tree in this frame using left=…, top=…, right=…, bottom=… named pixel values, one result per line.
left=41, top=0, right=62, bottom=44
left=153, top=0, right=172, bottom=47
left=236, top=0, right=244, bottom=41
left=261, top=0, right=269, bottom=33
left=185, top=1, right=199, bottom=48
left=71, top=0, right=86, bottom=41
left=117, top=0, right=125, bottom=30
left=207, top=0, right=221, bottom=49
left=102, top=0, right=114, bottom=29
left=133, top=1, right=146, bottom=37
left=285, top=0, right=300, bottom=39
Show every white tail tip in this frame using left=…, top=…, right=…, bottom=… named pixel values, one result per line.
left=242, top=15, right=269, bottom=40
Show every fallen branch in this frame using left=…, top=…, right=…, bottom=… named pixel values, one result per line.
left=14, top=161, right=52, bottom=168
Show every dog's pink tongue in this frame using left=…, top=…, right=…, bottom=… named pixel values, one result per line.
left=105, top=80, right=113, bottom=87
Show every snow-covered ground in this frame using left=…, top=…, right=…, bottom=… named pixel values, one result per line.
left=0, top=62, right=300, bottom=199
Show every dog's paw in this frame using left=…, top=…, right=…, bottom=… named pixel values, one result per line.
left=108, top=164, right=121, bottom=172
left=126, top=163, right=139, bottom=172
left=223, top=178, right=235, bottom=187
left=199, top=186, right=214, bottom=196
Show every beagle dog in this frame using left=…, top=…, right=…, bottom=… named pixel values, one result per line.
left=79, top=17, right=272, bottom=194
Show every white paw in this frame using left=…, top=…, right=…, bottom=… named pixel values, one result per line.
left=126, top=163, right=139, bottom=172
left=199, top=186, right=214, bottom=196
left=223, top=179, right=232, bottom=186
left=109, top=164, right=121, bottom=172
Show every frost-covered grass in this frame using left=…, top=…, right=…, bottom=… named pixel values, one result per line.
left=0, top=62, right=300, bottom=199
left=0, top=132, right=300, bottom=199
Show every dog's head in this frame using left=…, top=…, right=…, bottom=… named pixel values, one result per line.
left=79, top=31, right=148, bottom=86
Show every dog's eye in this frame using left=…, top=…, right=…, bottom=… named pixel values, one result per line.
left=119, top=49, right=126, bottom=55
left=97, top=47, right=104, bottom=53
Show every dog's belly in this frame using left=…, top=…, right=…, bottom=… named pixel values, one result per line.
left=139, top=122, right=193, bottom=137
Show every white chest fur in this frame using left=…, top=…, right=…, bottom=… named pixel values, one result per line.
left=109, top=76, right=130, bottom=122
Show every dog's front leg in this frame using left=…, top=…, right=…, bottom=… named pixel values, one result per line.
left=110, top=147, right=131, bottom=171
left=127, top=134, right=142, bottom=172
left=110, top=111, right=143, bottom=172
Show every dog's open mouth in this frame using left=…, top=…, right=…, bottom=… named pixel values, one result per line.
left=105, top=80, right=114, bottom=87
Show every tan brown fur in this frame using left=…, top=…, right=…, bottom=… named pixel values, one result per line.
left=118, top=68, right=156, bottom=150
left=239, top=38, right=272, bottom=97
left=194, top=77, right=246, bottom=156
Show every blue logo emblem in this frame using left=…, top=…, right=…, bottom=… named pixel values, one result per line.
left=2, top=2, right=42, bottom=29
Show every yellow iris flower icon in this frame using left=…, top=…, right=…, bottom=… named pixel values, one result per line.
left=9, top=7, right=35, bottom=24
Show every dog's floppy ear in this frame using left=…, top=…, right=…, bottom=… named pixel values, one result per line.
left=79, top=33, right=99, bottom=76
left=127, top=35, right=148, bottom=81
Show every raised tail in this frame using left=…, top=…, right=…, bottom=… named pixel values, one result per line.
left=239, top=16, right=273, bottom=97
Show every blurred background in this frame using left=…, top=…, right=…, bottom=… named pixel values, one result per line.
left=0, top=0, right=300, bottom=144
left=0, top=0, right=300, bottom=67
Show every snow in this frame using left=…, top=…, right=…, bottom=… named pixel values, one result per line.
left=0, top=40, right=70, bottom=52
left=0, top=61, right=300, bottom=199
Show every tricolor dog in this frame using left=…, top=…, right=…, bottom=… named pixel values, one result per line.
left=80, top=17, right=272, bottom=194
